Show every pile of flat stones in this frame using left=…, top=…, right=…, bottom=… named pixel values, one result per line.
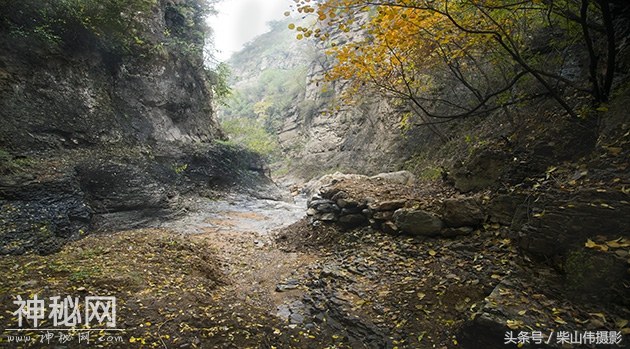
left=307, top=189, right=485, bottom=237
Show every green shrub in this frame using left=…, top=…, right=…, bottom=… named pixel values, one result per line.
left=221, top=118, right=279, bottom=160
left=206, top=62, right=232, bottom=100
left=0, top=0, right=214, bottom=57
left=1, top=0, right=156, bottom=52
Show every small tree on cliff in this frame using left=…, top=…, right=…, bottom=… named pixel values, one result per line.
left=290, top=0, right=623, bottom=124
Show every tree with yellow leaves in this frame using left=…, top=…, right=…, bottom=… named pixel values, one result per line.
left=290, top=0, right=623, bottom=123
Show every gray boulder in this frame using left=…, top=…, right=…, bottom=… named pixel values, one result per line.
left=393, top=208, right=443, bottom=236
left=441, top=197, right=484, bottom=228
left=338, top=214, right=367, bottom=228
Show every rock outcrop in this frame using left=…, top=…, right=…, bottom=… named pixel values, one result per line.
left=302, top=169, right=630, bottom=348
left=223, top=18, right=411, bottom=181
left=0, top=0, right=277, bottom=255
left=304, top=171, right=482, bottom=238
left=0, top=0, right=223, bottom=152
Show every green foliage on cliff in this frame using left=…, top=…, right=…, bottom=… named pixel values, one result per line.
left=214, top=18, right=316, bottom=161
left=220, top=67, right=306, bottom=123
left=217, top=67, right=306, bottom=160
left=220, top=118, right=279, bottom=159
left=0, top=0, right=155, bottom=52
left=219, top=17, right=313, bottom=124
left=206, top=62, right=232, bottom=99
left=0, top=0, right=217, bottom=57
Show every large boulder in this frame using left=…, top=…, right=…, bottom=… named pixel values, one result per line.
left=75, top=159, right=177, bottom=231
left=563, top=249, right=628, bottom=304
left=302, top=172, right=369, bottom=197
left=451, top=149, right=508, bottom=192
left=369, top=199, right=407, bottom=212
left=486, top=194, right=530, bottom=228
left=338, top=214, right=367, bottom=228
left=458, top=279, right=558, bottom=349
left=441, top=197, right=484, bottom=228
left=393, top=208, right=443, bottom=236
left=517, top=189, right=630, bottom=260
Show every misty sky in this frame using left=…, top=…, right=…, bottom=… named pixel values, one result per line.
left=207, top=0, right=294, bottom=61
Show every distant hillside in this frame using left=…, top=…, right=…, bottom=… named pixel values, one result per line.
left=217, top=18, right=313, bottom=163
left=218, top=18, right=407, bottom=179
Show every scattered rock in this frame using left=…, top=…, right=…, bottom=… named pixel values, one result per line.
left=459, top=279, right=561, bottom=349
left=369, top=199, right=407, bottom=211
left=302, top=172, right=369, bottom=197
left=372, top=210, right=394, bottom=221
left=337, top=198, right=361, bottom=209
left=321, top=265, right=345, bottom=279
left=289, top=312, right=305, bottom=324
left=341, top=207, right=363, bottom=215
left=316, top=202, right=340, bottom=213
left=441, top=226, right=474, bottom=237
left=381, top=221, right=399, bottom=234
left=276, top=279, right=300, bottom=292
left=319, top=213, right=337, bottom=221
left=308, top=199, right=335, bottom=209
left=331, top=190, right=348, bottom=202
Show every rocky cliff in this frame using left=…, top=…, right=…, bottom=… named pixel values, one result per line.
left=0, top=0, right=273, bottom=255
left=0, top=0, right=223, bottom=150
left=222, top=18, right=409, bottom=181
left=278, top=64, right=407, bottom=179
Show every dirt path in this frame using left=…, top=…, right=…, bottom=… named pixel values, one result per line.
left=155, top=194, right=401, bottom=348
left=165, top=194, right=319, bottom=324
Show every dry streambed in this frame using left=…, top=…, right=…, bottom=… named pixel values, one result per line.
left=1, top=184, right=628, bottom=348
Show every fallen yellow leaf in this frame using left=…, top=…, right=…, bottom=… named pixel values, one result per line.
left=585, top=239, right=609, bottom=252
left=606, top=238, right=630, bottom=248
left=554, top=317, right=568, bottom=325
left=506, top=319, right=524, bottom=329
